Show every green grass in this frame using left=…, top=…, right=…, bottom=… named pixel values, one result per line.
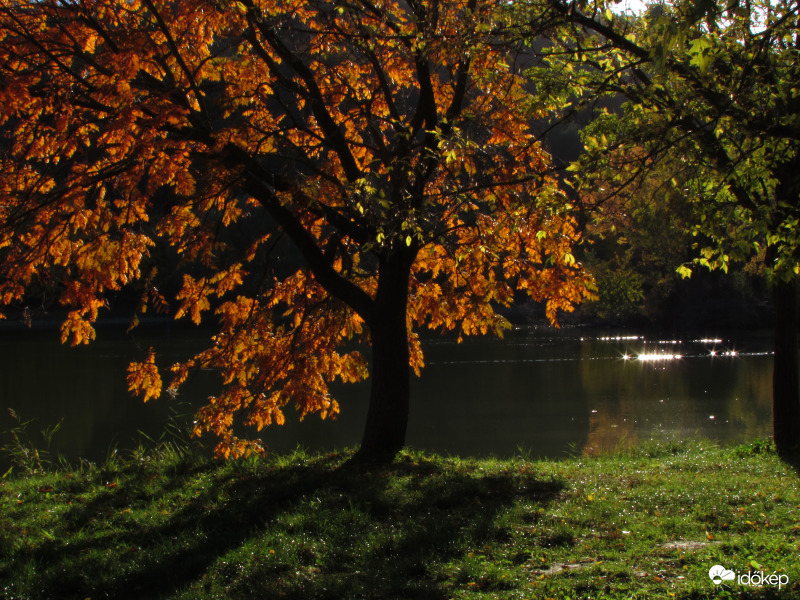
left=1, top=439, right=799, bottom=599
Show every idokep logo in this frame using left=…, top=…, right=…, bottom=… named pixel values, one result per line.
left=708, top=565, right=735, bottom=584
left=709, top=564, right=790, bottom=590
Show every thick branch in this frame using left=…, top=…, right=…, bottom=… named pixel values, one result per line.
left=243, top=172, right=374, bottom=320
left=240, top=1, right=363, bottom=184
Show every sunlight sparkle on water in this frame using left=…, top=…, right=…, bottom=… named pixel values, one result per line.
left=637, top=353, right=682, bottom=361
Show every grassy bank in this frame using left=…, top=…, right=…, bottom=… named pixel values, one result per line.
left=1, top=440, right=798, bottom=599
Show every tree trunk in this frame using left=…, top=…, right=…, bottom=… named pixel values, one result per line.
left=772, top=277, right=800, bottom=457
left=354, top=250, right=414, bottom=464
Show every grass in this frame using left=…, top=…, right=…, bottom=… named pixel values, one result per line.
left=1, top=438, right=799, bottom=599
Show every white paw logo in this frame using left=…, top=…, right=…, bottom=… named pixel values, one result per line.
left=709, top=565, right=736, bottom=584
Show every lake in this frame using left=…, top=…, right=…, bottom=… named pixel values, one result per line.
left=0, top=323, right=775, bottom=468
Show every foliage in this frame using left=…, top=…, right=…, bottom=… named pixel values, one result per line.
left=577, top=143, right=699, bottom=322
left=1, top=441, right=799, bottom=599
left=0, top=0, right=595, bottom=458
left=538, top=0, right=800, bottom=283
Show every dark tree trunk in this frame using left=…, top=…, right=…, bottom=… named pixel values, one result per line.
left=355, top=250, right=414, bottom=464
left=772, top=277, right=800, bottom=457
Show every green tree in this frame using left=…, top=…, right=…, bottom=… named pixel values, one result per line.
left=574, top=141, right=698, bottom=323
left=0, top=0, right=594, bottom=463
left=538, top=0, right=800, bottom=455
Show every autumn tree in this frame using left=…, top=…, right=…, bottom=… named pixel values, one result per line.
left=0, top=0, right=594, bottom=462
left=535, top=0, right=800, bottom=454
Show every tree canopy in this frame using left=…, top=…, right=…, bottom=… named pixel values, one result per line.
left=542, top=0, right=800, bottom=280
left=0, top=0, right=594, bottom=460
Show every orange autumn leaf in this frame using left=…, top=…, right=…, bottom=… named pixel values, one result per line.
left=127, top=349, right=162, bottom=403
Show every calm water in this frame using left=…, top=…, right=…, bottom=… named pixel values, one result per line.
left=0, top=324, right=775, bottom=466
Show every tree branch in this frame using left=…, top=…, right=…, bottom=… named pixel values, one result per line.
left=242, top=171, right=375, bottom=320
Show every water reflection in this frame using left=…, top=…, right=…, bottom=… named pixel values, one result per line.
left=0, top=326, right=775, bottom=464
left=410, top=331, right=773, bottom=458
left=576, top=334, right=772, bottom=456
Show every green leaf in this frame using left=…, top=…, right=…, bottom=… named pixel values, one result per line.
left=689, top=37, right=713, bottom=71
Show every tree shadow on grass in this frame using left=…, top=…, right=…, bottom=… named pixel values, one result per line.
left=777, top=448, right=800, bottom=478
left=4, top=453, right=565, bottom=599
